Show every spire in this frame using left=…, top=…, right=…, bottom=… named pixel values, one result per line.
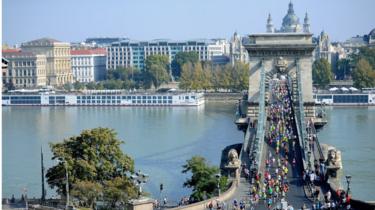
left=266, top=13, right=274, bottom=33
left=303, top=12, right=310, bottom=33
left=288, top=1, right=295, bottom=14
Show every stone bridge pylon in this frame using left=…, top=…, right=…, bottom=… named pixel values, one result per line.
left=243, top=32, right=316, bottom=123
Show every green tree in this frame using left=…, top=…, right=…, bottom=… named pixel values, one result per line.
left=145, top=55, right=170, bottom=88
left=73, top=81, right=84, bottom=90
left=221, top=65, right=233, bottom=91
left=312, top=58, right=333, bottom=88
left=191, top=62, right=205, bottom=91
left=179, top=62, right=194, bottom=90
left=335, top=59, right=351, bottom=80
left=210, top=66, right=223, bottom=91
left=102, top=79, right=123, bottom=89
left=352, top=59, right=375, bottom=89
left=182, top=156, right=227, bottom=202
left=171, top=52, right=199, bottom=79
left=86, top=82, right=97, bottom=90
left=350, top=47, right=375, bottom=69
left=63, top=83, right=73, bottom=91
left=103, top=177, right=138, bottom=208
left=71, top=180, right=102, bottom=208
left=231, top=62, right=249, bottom=91
left=46, top=128, right=137, bottom=207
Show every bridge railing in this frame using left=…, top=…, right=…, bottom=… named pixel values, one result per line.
left=307, top=119, right=325, bottom=161
left=295, top=60, right=309, bottom=166
left=250, top=61, right=267, bottom=175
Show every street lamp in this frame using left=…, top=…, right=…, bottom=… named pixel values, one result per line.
left=215, top=174, right=221, bottom=197
left=23, top=188, right=28, bottom=210
left=345, top=175, right=352, bottom=196
left=130, top=170, right=149, bottom=199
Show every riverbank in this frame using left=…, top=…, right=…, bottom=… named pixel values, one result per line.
left=204, top=93, right=243, bottom=102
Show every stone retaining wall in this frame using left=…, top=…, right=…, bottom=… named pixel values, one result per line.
left=169, top=178, right=239, bottom=210
left=204, top=93, right=243, bottom=102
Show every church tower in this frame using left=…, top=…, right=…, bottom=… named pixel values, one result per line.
left=303, top=13, right=311, bottom=33
left=266, top=14, right=274, bottom=33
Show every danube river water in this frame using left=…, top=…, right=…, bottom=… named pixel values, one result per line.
left=2, top=104, right=375, bottom=202
left=317, top=106, right=375, bottom=202
left=2, top=102, right=243, bottom=203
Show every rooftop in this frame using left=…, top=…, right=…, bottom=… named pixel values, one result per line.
left=22, top=37, right=68, bottom=46
left=71, top=48, right=106, bottom=55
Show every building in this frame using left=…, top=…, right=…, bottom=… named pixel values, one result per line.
left=229, top=32, right=249, bottom=64
left=85, top=37, right=123, bottom=47
left=106, top=39, right=229, bottom=70
left=71, top=48, right=107, bottom=83
left=341, top=28, right=375, bottom=53
left=315, top=31, right=332, bottom=62
left=21, top=38, right=73, bottom=86
left=2, top=51, right=47, bottom=88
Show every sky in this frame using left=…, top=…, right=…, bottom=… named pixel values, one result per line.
left=2, top=0, right=375, bottom=45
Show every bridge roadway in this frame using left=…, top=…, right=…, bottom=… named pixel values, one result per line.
left=225, top=79, right=314, bottom=209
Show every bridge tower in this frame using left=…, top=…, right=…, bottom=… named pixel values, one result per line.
left=243, top=2, right=316, bottom=123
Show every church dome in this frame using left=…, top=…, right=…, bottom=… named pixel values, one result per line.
left=369, top=28, right=375, bottom=38
left=280, top=2, right=301, bottom=32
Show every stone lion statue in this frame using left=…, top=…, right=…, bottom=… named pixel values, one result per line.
left=326, top=149, right=337, bottom=166
left=227, top=149, right=241, bottom=167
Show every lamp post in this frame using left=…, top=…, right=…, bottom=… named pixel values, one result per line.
left=215, top=174, right=221, bottom=197
left=64, top=160, right=70, bottom=209
left=345, top=175, right=352, bottom=196
left=23, top=188, right=28, bottom=210
left=130, top=170, right=149, bottom=199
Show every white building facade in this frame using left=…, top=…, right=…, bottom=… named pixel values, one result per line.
left=106, top=39, right=229, bottom=70
left=71, top=49, right=106, bottom=83
left=2, top=51, right=47, bottom=88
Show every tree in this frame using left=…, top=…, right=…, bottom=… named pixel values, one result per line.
left=191, top=62, right=205, bottom=91
left=179, top=62, right=194, bottom=90
left=312, top=58, right=333, bottom=88
left=335, top=59, right=351, bottom=80
left=171, top=52, right=199, bottom=79
left=350, top=47, right=375, bottom=69
left=145, top=55, right=170, bottom=88
left=46, top=128, right=137, bottom=207
left=73, top=81, right=84, bottom=90
left=71, top=181, right=102, bottom=208
left=102, top=79, right=123, bottom=89
left=231, top=62, right=249, bottom=91
left=86, top=82, right=97, bottom=90
left=182, top=156, right=227, bottom=202
left=210, top=66, right=223, bottom=92
left=63, top=83, right=73, bottom=91
left=352, top=59, right=375, bottom=89
left=103, top=177, right=137, bottom=208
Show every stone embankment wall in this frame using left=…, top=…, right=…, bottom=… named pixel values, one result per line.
left=204, top=93, right=243, bottom=102
left=169, top=178, right=239, bottom=210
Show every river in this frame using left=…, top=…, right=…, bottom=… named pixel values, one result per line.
left=2, top=102, right=243, bottom=203
left=2, top=104, right=375, bottom=202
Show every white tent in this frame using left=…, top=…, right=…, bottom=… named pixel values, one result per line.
left=349, top=87, right=359, bottom=91
left=341, top=87, right=349, bottom=91
left=329, top=87, right=338, bottom=91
